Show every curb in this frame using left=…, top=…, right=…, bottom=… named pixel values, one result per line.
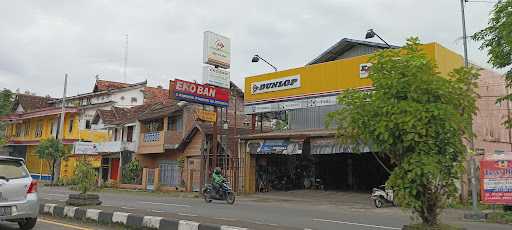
left=40, top=203, right=247, bottom=230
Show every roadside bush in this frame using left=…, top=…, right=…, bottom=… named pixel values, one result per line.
left=122, top=160, right=142, bottom=184
left=74, top=159, right=97, bottom=194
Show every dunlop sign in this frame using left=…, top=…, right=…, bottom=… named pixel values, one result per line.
left=251, top=75, right=301, bottom=95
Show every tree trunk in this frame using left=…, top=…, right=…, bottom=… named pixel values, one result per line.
left=51, top=160, right=56, bottom=184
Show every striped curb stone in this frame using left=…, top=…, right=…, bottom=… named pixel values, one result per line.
left=40, top=203, right=248, bottom=230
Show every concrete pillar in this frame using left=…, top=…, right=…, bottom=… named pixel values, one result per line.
left=142, top=168, right=148, bottom=190
left=154, top=168, right=160, bottom=191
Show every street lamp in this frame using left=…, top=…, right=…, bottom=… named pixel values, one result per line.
left=364, top=29, right=392, bottom=48
left=251, top=54, right=278, bottom=72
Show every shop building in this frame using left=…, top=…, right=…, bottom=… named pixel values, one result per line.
left=239, top=38, right=507, bottom=194
left=133, top=82, right=251, bottom=192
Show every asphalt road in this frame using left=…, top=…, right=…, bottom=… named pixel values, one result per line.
left=0, top=217, right=116, bottom=230
left=39, top=186, right=512, bottom=230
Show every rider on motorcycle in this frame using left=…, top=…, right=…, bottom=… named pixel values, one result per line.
left=212, top=167, right=225, bottom=194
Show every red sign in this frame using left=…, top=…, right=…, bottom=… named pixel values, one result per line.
left=480, top=159, right=512, bottom=204
left=172, top=79, right=229, bottom=107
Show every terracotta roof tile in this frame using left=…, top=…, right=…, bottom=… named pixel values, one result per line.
left=142, top=87, right=170, bottom=102
left=93, top=80, right=132, bottom=92
left=13, top=94, right=51, bottom=112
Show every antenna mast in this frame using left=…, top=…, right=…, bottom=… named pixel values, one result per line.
left=123, top=34, right=128, bottom=83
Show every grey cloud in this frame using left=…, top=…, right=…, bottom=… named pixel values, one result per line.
left=0, top=0, right=499, bottom=97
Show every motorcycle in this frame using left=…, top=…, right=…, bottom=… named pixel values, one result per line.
left=370, top=185, right=395, bottom=208
left=202, top=181, right=236, bottom=205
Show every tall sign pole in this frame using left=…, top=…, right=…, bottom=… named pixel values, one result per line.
left=202, top=31, right=231, bottom=172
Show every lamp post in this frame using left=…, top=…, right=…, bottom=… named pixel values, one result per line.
left=251, top=54, right=278, bottom=72
left=364, top=29, right=392, bottom=48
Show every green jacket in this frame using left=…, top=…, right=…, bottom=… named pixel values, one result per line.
left=212, top=172, right=225, bottom=185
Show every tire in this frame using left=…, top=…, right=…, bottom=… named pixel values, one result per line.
left=226, top=192, right=236, bottom=205
left=202, top=189, right=212, bottom=203
left=374, top=198, right=384, bottom=208
left=18, top=218, right=37, bottom=230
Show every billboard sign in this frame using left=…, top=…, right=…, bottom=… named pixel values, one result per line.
left=480, top=159, right=512, bottom=204
left=251, top=75, right=301, bottom=95
left=73, top=142, right=98, bottom=155
left=203, top=31, right=230, bottom=69
left=195, top=108, right=217, bottom=122
left=203, top=65, right=230, bottom=88
left=246, top=139, right=303, bottom=155
left=173, top=79, right=230, bottom=107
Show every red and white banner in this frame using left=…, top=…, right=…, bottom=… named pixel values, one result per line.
left=173, top=79, right=229, bottom=107
left=480, top=159, right=512, bottom=204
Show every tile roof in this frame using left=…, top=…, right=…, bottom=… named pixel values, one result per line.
left=143, top=86, right=170, bottom=102
left=93, top=80, right=132, bottom=92
left=96, top=100, right=179, bottom=125
left=13, top=94, right=51, bottom=112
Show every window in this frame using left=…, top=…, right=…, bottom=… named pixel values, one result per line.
left=114, top=128, right=118, bottom=141
left=68, top=119, right=74, bottom=133
left=23, top=122, right=30, bottom=137
left=131, top=97, right=138, bottom=103
left=0, top=160, right=29, bottom=179
left=144, top=119, right=163, bottom=132
left=495, top=150, right=505, bottom=155
left=127, top=126, right=134, bottom=142
left=35, top=120, right=43, bottom=137
left=475, top=148, right=485, bottom=155
left=85, top=120, right=92, bottom=129
left=168, top=114, right=183, bottom=131
left=49, top=120, right=54, bottom=135
left=15, top=123, right=22, bottom=137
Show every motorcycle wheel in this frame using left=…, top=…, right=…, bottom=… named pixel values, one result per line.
left=202, top=189, right=212, bottom=203
left=374, top=198, right=384, bottom=208
left=226, top=192, right=236, bottom=205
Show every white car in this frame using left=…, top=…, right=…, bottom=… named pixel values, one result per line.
left=0, top=156, right=39, bottom=230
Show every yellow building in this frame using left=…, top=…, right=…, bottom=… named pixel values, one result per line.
left=2, top=95, right=108, bottom=181
left=239, top=39, right=467, bottom=194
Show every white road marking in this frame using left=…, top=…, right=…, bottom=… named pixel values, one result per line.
left=312, top=218, right=401, bottom=230
left=177, top=212, right=198, bottom=217
left=151, top=210, right=165, bottom=213
left=247, top=220, right=279, bottom=226
left=139, top=201, right=192, bottom=208
left=214, top=217, right=238, bottom=221
left=103, top=204, right=113, bottom=207
left=47, top=193, right=67, bottom=197
left=121, top=206, right=136, bottom=210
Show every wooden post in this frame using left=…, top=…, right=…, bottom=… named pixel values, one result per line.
left=154, top=168, right=160, bottom=191
left=142, top=168, right=148, bottom=191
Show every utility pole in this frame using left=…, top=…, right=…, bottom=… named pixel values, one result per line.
left=212, top=106, right=218, bottom=170
left=460, top=0, right=484, bottom=220
left=59, top=74, right=68, bottom=140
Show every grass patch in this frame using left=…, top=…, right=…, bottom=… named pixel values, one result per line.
left=487, top=211, right=512, bottom=224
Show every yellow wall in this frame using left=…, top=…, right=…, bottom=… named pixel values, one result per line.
left=25, top=145, right=51, bottom=175
left=244, top=42, right=464, bottom=103
left=79, top=129, right=110, bottom=142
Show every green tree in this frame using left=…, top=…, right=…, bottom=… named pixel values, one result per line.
left=327, top=38, right=479, bottom=227
left=473, top=0, right=512, bottom=126
left=121, top=159, right=142, bottom=184
left=0, top=89, right=14, bottom=146
left=74, top=159, right=97, bottom=194
left=35, top=138, right=69, bottom=184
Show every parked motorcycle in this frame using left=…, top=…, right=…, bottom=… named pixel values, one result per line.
left=202, top=182, right=236, bottom=205
left=370, top=185, right=395, bottom=208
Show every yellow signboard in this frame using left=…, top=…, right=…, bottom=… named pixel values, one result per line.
left=195, top=109, right=217, bottom=122
left=244, top=42, right=463, bottom=104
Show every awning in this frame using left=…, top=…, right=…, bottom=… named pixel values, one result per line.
left=311, top=138, right=370, bottom=154
left=247, top=139, right=303, bottom=155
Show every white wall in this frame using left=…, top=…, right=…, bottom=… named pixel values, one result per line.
left=111, top=88, right=144, bottom=108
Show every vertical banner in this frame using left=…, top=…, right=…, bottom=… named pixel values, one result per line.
left=480, top=159, right=512, bottom=204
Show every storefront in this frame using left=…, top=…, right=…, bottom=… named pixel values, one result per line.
left=239, top=39, right=463, bottom=194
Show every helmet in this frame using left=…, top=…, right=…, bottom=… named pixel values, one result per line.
left=214, top=167, right=221, bottom=174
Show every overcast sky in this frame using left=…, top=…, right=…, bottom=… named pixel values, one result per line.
left=0, top=0, right=500, bottom=97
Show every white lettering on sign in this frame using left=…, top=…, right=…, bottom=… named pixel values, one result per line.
left=176, top=80, right=216, bottom=98
left=251, top=75, right=301, bottom=94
